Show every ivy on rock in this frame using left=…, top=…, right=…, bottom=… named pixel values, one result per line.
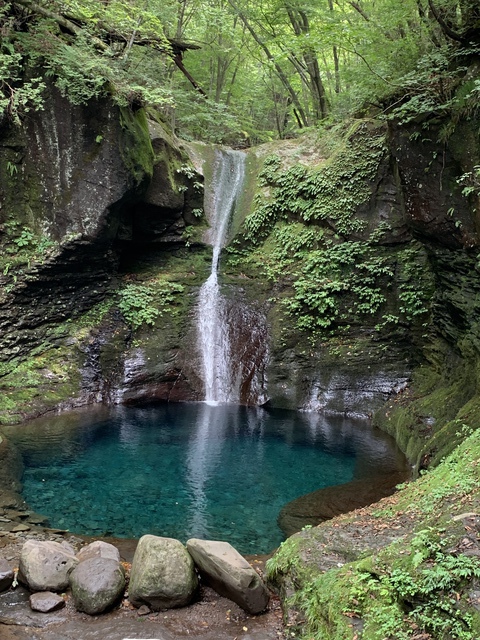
left=229, top=121, right=434, bottom=338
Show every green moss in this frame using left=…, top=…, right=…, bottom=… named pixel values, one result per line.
left=119, top=106, right=155, bottom=184
left=238, top=120, right=387, bottom=243
left=268, top=430, right=480, bottom=640
left=0, top=343, right=83, bottom=425
left=374, top=346, right=480, bottom=468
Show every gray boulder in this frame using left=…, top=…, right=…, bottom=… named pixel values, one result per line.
left=30, top=591, right=66, bottom=613
left=186, top=538, right=269, bottom=614
left=0, top=559, right=14, bottom=592
left=70, top=557, right=125, bottom=615
left=76, top=540, right=120, bottom=563
left=19, top=540, right=78, bottom=592
left=129, top=535, right=198, bottom=610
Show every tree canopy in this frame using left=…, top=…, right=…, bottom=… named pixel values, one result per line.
left=1, top=0, right=479, bottom=142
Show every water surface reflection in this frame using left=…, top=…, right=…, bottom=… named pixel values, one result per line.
left=3, top=404, right=407, bottom=553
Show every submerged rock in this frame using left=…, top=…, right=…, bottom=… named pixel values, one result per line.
left=70, top=557, right=125, bottom=615
left=278, top=470, right=410, bottom=537
left=186, top=538, right=269, bottom=614
left=19, top=540, right=78, bottom=592
left=0, top=435, right=24, bottom=493
left=129, top=534, right=198, bottom=610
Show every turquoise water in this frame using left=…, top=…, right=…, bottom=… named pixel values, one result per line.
left=5, top=404, right=405, bottom=554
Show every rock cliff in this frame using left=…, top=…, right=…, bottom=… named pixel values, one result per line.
left=0, top=84, right=479, bottom=474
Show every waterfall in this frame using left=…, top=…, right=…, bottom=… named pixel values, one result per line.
left=197, top=149, right=246, bottom=404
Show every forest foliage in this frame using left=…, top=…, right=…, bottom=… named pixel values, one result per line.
left=0, top=0, right=479, bottom=143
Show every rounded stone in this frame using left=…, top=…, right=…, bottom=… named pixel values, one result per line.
left=128, top=535, right=198, bottom=610
left=30, top=591, right=66, bottom=613
left=70, top=557, right=125, bottom=615
left=19, top=540, right=78, bottom=592
left=186, top=538, right=269, bottom=614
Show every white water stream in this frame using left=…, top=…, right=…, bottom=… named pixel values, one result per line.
left=197, top=149, right=246, bottom=404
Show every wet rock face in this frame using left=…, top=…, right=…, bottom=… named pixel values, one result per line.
left=0, top=242, right=118, bottom=363
left=117, top=128, right=204, bottom=245
left=267, top=345, right=411, bottom=416
left=22, top=89, right=145, bottom=242
left=224, top=294, right=270, bottom=406
left=0, top=88, right=148, bottom=375
left=390, top=122, right=479, bottom=249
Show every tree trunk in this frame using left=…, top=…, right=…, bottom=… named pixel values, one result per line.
left=227, top=0, right=309, bottom=127
left=328, top=0, right=341, bottom=93
left=286, top=5, right=329, bottom=120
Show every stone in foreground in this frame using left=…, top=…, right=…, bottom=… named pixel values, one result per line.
left=19, top=540, right=78, bottom=592
left=0, top=559, right=14, bottom=592
left=186, top=538, right=269, bottom=614
left=70, top=557, right=125, bottom=615
left=129, top=535, right=198, bottom=610
left=76, top=540, right=121, bottom=564
left=30, top=591, right=66, bottom=613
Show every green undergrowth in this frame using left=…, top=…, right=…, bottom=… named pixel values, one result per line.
left=117, top=277, right=185, bottom=330
left=116, top=246, right=210, bottom=331
left=226, top=119, right=434, bottom=341
left=241, top=120, right=387, bottom=242
left=266, top=429, right=480, bottom=640
left=384, top=46, right=480, bottom=139
left=227, top=219, right=433, bottom=341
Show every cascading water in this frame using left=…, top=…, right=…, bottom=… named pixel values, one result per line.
left=197, top=149, right=246, bottom=404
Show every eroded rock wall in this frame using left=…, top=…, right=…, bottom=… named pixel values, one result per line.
left=0, top=88, right=206, bottom=423
left=1, top=87, right=479, bottom=431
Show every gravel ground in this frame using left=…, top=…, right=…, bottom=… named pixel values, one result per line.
left=0, top=530, right=286, bottom=640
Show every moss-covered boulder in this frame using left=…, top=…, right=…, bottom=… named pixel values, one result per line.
left=129, top=535, right=198, bottom=610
